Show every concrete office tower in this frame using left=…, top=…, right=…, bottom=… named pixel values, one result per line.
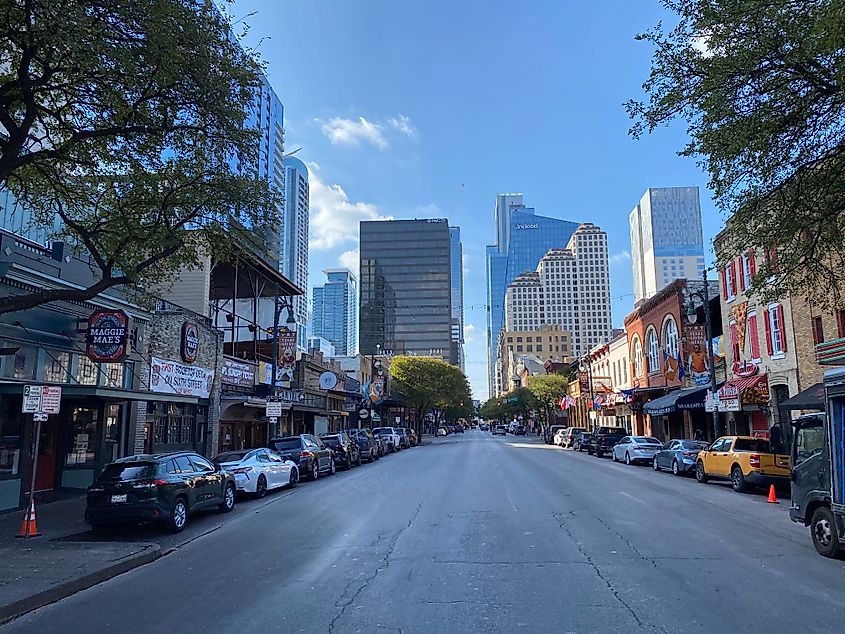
left=360, top=219, right=454, bottom=363
left=630, top=187, right=705, bottom=303
left=281, top=156, right=310, bottom=350
left=450, top=227, right=465, bottom=371
left=503, top=222, right=612, bottom=359
left=486, top=193, right=579, bottom=397
left=312, top=268, right=358, bottom=356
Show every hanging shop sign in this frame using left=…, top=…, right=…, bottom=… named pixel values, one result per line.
left=221, top=359, right=255, bottom=387
left=86, top=309, right=129, bottom=362
left=150, top=356, right=213, bottom=398
left=717, top=385, right=741, bottom=412
left=181, top=322, right=199, bottom=363
left=732, top=360, right=759, bottom=378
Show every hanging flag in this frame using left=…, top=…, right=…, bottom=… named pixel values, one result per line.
left=559, top=396, right=567, bottom=410
left=677, top=348, right=686, bottom=382
left=593, top=394, right=603, bottom=410
left=663, top=350, right=678, bottom=382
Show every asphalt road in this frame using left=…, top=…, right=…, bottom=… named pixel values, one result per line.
left=4, top=431, right=845, bottom=633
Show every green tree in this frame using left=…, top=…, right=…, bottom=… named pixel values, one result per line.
left=389, top=356, right=472, bottom=435
left=0, top=0, right=277, bottom=314
left=627, top=0, right=845, bottom=307
left=528, top=374, right=571, bottom=432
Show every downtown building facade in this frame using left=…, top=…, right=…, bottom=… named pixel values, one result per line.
left=630, top=187, right=705, bottom=303
left=359, top=219, right=455, bottom=363
left=486, top=193, right=580, bottom=397
left=450, top=227, right=465, bottom=370
left=312, top=268, right=358, bottom=357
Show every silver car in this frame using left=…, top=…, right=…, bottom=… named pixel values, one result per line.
left=612, top=436, right=662, bottom=465
left=652, top=439, right=710, bottom=475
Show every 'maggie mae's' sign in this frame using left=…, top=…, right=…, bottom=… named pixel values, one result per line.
left=181, top=321, right=199, bottom=363
left=86, top=309, right=129, bottom=362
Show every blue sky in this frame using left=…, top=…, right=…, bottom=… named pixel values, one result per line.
left=232, top=0, right=725, bottom=401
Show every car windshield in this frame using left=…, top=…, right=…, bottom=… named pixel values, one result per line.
left=272, top=438, right=302, bottom=450
left=681, top=441, right=709, bottom=450
left=213, top=451, right=249, bottom=463
left=98, top=463, right=157, bottom=481
left=322, top=437, right=340, bottom=446
left=601, top=428, right=627, bottom=435
left=734, top=439, right=771, bottom=452
left=633, top=437, right=660, bottom=444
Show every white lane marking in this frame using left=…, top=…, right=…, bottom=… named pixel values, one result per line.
left=505, top=488, right=518, bottom=513
left=620, top=491, right=646, bottom=505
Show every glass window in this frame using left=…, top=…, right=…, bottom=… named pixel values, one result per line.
left=663, top=318, right=678, bottom=358
left=41, top=351, right=71, bottom=383
left=102, top=363, right=123, bottom=388
left=66, top=408, right=98, bottom=466
left=75, top=354, right=99, bottom=385
left=794, top=423, right=825, bottom=465
left=647, top=329, right=659, bottom=374
left=174, top=456, right=195, bottom=473
left=2, top=346, right=38, bottom=380
left=189, top=456, right=215, bottom=472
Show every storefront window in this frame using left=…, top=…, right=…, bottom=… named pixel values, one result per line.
left=101, top=363, right=123, bottom=388
left=41, top=351, right=71, bottom=383
left=0, top=400, right=23, bottom=478
left=1, top=345, right=38, bottom=380
left=75, top=355, right=99, bottom=385
left=104, top=404, right=121, bottom=463
left=149, top=402, right=196, bottom=446
left=66, top=408, right=98, bottom=466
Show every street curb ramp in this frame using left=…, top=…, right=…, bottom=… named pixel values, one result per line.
left=0, top=543, right=162, bottom=625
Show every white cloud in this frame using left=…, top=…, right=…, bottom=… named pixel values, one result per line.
left=317, top=114, right=418, bottom=149
left=308, top=169, right=392, bottom=251
left=610, top=250, right=631, bottom=264
left=464, top=323, right=478, bottom=343
left=387, top=114, right=417, bottom=139
left=338, top=249, right=359, bottom=277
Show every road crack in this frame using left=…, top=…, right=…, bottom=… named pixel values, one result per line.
left=594, top=516, right=658, bottom=568
left=328, top=500, right=425, bottom=633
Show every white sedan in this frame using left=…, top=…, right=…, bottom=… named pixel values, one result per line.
left=214, top=448, right=298, bottom=497
left=553, top=429, right=568, bottom=446
left=611, top=436, right=663, bottom=465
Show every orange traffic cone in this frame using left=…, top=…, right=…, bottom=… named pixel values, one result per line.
left=15, top=500, right=41, bottom=538
left=767, top=484, right=778, bottom=504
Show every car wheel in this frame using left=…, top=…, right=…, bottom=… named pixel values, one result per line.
left=289, top=468, right=298, bottom=488
left=811, top=507, right=842, bottom=558
left=167, top=497, right=188, bottom=533
left=653, top=457, right=660, bottom=471
left=329, top=458, right=336, bottom=475
left=356, top=454, right=362, bottom=467
left=255, top=475, right=268, bottom=499
left=310, top=461, right=319, bottom=481
left=695, top=461, right=708, bottom=483
left=624, top=452, right=631, bottom=465
left=672, top=460, right=681, bottom=476
left=596, top=449, right=603, bottom=458
left=731, top=466, right=747, bottom=493
left=218, top=483, right=236, bottom=513
left=587, top=447, right=593, bottom=455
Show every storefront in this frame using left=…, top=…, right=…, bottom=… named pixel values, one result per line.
left=643, top=386, right=710, bottom=442
left=718, top=374, right=770, bottom=437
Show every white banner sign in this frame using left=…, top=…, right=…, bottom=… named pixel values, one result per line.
left=150, top=356, right=213, bottom=398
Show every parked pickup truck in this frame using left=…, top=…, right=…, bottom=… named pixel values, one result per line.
left=694, top=436, right=790, bottom=493
left=587, top=426, right=628, bottom=458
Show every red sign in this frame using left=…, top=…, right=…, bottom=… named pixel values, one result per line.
left=86, top=309, right=129, bottom=362
left=732, top=360, right=758, bottom=377
left=278, top=328, right=297, bottom=367
left=181, top=322, right=199, bottom=363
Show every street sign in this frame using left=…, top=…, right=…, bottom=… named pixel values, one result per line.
left=33, top=413, right=48, bottom=422
left=22, top=386, right=61, bottom=414
left=266, top=399, right=283, bottom=417
left=358, top=409, right=370, bottom=419
left=22, top=386, right=41, bottom=413
left=504, top=396, right=518, bottom=404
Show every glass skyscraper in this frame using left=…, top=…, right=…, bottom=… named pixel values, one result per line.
left=312, top=268, right=358, bottom=357
left=360, top=219, right=454, bottom=363
left=449, top=227, right=465, bottom=371
left=486, top=194, right=579, bottom=397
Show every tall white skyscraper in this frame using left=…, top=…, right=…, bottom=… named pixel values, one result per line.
left=504, top=223, right=612, bottom=358
left=630, top=187, right=705, bottom=303
left=281, top=156, right=310, bottom=350
left=450, top=227, right=465, bottom=371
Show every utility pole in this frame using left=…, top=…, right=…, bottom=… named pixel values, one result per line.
left=701, top=270, right=721, bottom=440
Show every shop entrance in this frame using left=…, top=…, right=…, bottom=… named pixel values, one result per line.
left=31, top=415, right=59, bottom=493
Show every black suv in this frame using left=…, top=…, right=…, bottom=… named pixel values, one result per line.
left=587, top=426, right=628, bottom=458
left=348, top=428, right=379, bottom=463
left=85, top=452, right=236, bottom=534
left=320, top=432, right=361, bottom=469
left=268, top=435, right=335, bottom=480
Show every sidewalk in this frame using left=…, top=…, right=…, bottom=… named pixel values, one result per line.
left=0, top=495, right=161, bottom=623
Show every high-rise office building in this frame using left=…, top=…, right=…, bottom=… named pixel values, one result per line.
left=449, top=227, right=465, bottom=371
left=504, top=223, right=613, bottom=359
left=486, top=193, right=579, bottom=397
left=281, top=156, right=309, bottom=350
left=630, top=187, right=705, bottom=303
left=312, top=268, right=358, bottom=356
left=360, top=219, right=454, bottom=363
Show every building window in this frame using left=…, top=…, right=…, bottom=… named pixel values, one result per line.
left=838, top=310, right=845, bottom=339
left=812, top=316, right=825, bottom=345
left=766, top=304, right=787, bottom=357
left=632, top=337, right=643, bottom=378
left=646, top=328, right=660, bottom=374
left=663, top=317, right=679, bottom=358
left=748, top=312, right=760, bottom=362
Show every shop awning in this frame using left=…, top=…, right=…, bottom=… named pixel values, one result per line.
left=643, top=386, right=709, bottom=416
left=781, top=383, right=824, bottom=410
left=0, top=382, right=199, bottom=404
left=718, top=373, right=770, bottom=404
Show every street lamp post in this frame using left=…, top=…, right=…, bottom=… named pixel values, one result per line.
left=685, top=269, right=722, bottom=441
left=270, top=284, right=296, bottom=437
left=369, top=343, right=381, bottom=427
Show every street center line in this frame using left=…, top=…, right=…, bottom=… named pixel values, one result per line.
left=505, top=488, right=518, bottom=513
left=619, top=491, right=646, bottom=505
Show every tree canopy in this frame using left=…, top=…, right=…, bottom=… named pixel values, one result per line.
left=478, top=388, right=538, bottom=423
left=527, top=374, right=571, bottom=427
left=389, top=356, right=472, bottom=426
left=0, top=0, right=277, bottom=314
left=627, top=0, right=845, bottom=307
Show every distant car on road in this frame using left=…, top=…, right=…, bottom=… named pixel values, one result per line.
left=480, top=423, right=489, bottom=431
left=268, top=435, right=335, bottom=481
left=574, top=433, right=592, bottom=452
left=86, top=452, right=236, bottom=534
left=348, top=428, right=379, bottom=462
left=493, top=424, right=507, bottom=436
left=562, top=427, right=586, bottom=449
left=453, top=424, right=464, bottom=434
left=544, top=425, right=568, bottom=445
left=611, top=436, right=663, bottom=465
left=553, top=429, right=567, bottom=446
left=437, top=427, right=448, bottom=436
left=406, top=428, right=419, bottom=446
left=373, top=427, right=401, bottom=452
left=213, top=448, right=298, bottom=497
left=652, top=439, right=709, bottom=475
left=514, top=424, right=526, bottom=436
left=320, top=432, right=361, bottom=469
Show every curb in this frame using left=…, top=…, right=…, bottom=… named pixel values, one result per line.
left=0, top=544, right=162, bottom=625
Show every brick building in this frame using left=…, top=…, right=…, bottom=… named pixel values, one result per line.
left=790, top=296, right=845, bottom=391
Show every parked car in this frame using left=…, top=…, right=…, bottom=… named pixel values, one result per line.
left=587, top=426, right=628, bottom=458
left=553, top=429, right=567, bottom=446
left=372, top=433, right=387, bottom=457
left=213, top=448, right=298, bottom=497
left=320, top=432, right=361, bottom=469
left=437, top=427, right=448, bottom=436
left=514, top=424, right=526, bottom=436
left=268, top=435, right=335, bottom=481
left=373, top=427, right=401, bottom=452
left=480, top=423, right=490, bottom=431
left=695, top=436, right=791, bottom=492
left=453, top=424, right=465, bottom=434
left=85, top=452, right=236, bottom=534
left=493, top=424, right=507, bottom=436
left=611, top=436, right=663, bottom=465
left=394, top=427, right=411, bottom=448
left=349, top=429, right=379, bottom=462
left=406, top=428, right=419, bottom=446
left=563, top=427, right=586, bottom=449
left=574, top=432, right=592, bottom=452
left=544, top=425, right=568, bottom=445
left=652, top=439, right=710, bottom=475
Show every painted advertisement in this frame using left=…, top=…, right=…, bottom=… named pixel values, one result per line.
left=150, top=356, right=213, bottom=398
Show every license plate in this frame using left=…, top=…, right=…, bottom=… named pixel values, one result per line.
left=111, top=494, right=127, bottom=503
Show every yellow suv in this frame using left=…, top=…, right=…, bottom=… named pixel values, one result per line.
left=695, top=436, right=790, bottom=493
